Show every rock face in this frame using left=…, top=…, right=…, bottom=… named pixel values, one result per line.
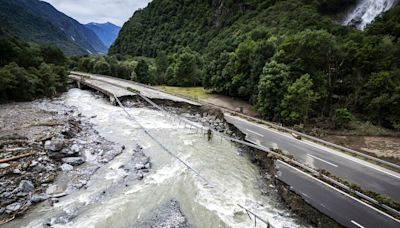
left=134, top=200, right=190, bottom=228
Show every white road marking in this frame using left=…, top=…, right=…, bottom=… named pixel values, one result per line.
left=225, top=114, right=400, bottom=179
left=246, top=129, right=264, bottom=137
left=277, top=160, right=400, bottom=223
left=307, top=154, right=338, bottom=168
left=351, top=220, right=365, bottom=228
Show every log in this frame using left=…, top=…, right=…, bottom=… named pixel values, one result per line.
left=0, top=152, right=36, bottom=163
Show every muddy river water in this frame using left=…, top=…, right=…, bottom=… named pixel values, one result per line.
left=5, top=89, right=307, bottom=228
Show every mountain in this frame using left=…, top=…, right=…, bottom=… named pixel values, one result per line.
left=85, top=22, right=121, bottom=48
left=109, top=0, right=398, bottom=57
left=0, top=0, right=107, bottom=55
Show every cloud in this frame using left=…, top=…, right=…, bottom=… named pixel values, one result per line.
left=42, top=0, right=151, bottom=26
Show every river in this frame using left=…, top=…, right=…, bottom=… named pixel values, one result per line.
left=6, top=89, right=307, bottom=228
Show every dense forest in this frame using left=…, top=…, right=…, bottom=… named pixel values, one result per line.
left=107, top=0, right=400, bottom=130
left=0, top=38, right=68, bottom=102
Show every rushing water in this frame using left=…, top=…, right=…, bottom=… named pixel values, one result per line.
left=6, top=89, right=306, bottom=228
left=344, top=0, right=397, bottom=29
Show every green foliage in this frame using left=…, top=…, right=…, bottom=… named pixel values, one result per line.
left=280, top=74, right=319, bottom=124
left=256, top=61, right=290, bottom=120
left=135, top=59, right=152, bottom=84
left=166, top=48, right=203, bottom=86
left=333, top=108, right=355, bottom=129
left=0, top=38, right=67, bottom=102
left=362, top=70, right=400, bottom=129
left=106, top=0, right=400, bottom=129
left=93, top=60, right=111, bottom=75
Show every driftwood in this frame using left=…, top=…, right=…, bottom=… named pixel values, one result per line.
left=0, top=147, right=31, bottom=153
left=0, top=152, right=36, bottom=163
left=0, top=215, right=15, bottom=225
left=20, top=120, right=64, bottom=129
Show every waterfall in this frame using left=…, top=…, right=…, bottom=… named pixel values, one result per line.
left=344, top=0, right=397, bottom=29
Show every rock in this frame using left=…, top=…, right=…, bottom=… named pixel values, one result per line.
left=135, top=163, right=145, bottom=170
left=139, top=156, right=150, bottom=165
left=13, top=168, right=22, bottom=174
left=60, top=163, right=73, bottom=172
left=6, top=202, right=21, bottom=213
left=19, top=180, right=35, bottom=193
left=30, top=160, right=38, bottom=167
left=61, top=157, right=85, bottom=166
left=0, top=163, right=10, bottom=169
left=70, top=144, right=80, bottom=153
left=46, top=185, right=64, bottom=195
left=137, top=172, right=144, bottom=180
left=0, top=207, right=5, bottom=214
left=31, top=193, right=48, bottom=203
left=144, top=163, right=151, bottom=169
left=45, top=136, right=65, bottom=152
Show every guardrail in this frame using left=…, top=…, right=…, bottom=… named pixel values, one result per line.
left=70, top=71, right=400, bottom=171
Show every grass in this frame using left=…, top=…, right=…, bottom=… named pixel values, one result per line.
left=155, top=86, right=211, bottom=100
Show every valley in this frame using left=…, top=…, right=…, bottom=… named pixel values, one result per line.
left=1, top=0, right=400, bottom=227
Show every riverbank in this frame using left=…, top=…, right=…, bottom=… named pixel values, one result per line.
left=0, top=98, right=126, bottom=224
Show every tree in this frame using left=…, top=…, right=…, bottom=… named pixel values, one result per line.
left=40, top=45, right=66, bottom=65
left=155, top=51, right=169, bottom=84
left=333, top=108, right=355, bottom=129
left=165, top=48, right=203, bottom=86
left=257, top=61, right=290, bottom=119
left=94, top=60, right=111, bottom=75
left=135, top=59, right=152, bottom=84
left=280, top=74, right=319, bottom=124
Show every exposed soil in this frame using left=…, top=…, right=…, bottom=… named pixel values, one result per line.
left=202, top=94, right=257, bottom=117
left=322, top=135, right=400, bottom=164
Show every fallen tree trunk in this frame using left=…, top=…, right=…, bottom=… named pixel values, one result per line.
left=0, top=152, right=36, bottom=163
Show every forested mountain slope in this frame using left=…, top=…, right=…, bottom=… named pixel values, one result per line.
left=110, top=0, right=400, bottom=129
left=85, top=22, right=121, bottom=48
left=0, top=0, right=107, bottom=55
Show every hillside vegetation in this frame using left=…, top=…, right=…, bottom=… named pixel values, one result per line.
left=0, top=38, right=68, bottom=102
left=104, top=0, right=399, bottom=130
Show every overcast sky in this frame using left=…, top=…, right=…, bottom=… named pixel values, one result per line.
left=42, top=0, right=151, bottom=26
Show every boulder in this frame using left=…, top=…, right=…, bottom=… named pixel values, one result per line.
left=45, top=136, right=65, bottom=152
left=19, top=180, right=35, bottom=193
left=61, top=157, right=85, bottom=166
left=6, top=202, right=21, bottom=213
left=31, top=193, right=48, bottom=203
left=60, top=163, right=73, bottom=172
left=46, top=185, right=64, bottom=195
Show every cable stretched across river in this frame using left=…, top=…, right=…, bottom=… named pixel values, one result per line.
left=113, top=94, right=274, bottom=227
left=113, top=95, right=210, bottom=185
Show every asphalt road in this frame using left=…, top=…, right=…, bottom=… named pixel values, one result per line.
left=225, top=114, right=400, bottom=202
left=276, top=161, right=400, bottom=228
